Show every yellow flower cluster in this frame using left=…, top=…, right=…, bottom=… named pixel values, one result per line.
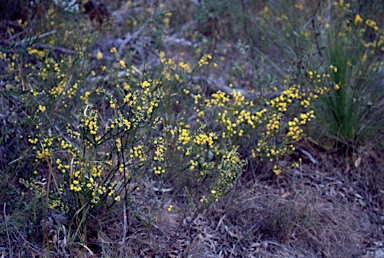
left=354, top=14, right=363, bottom=25
left=206, top=90, right=268, bottom=138
left=36, top=105, right=46, bottom=113
left=35, top=148, right=51, bottom=161
left=265, top=113, right=281, bottom=135
left=267, top=85, right=301, bottom=112
left=210, top=90, right=229, bottom=106
left=194, top=132, right=216, bottom=147
left=66, top=82, right=78, bottom=99
left=110, top=113, right=131, bottom=131
left=28, top=136, right=39, bottom=145
left=208, top=149, right=245, bottom=202
left=142, top=80, right=150, bottom=89
left=91, top=165, right=103, bottom=178
left=130, top=145, right=146, bottom=162
left=81, top=109, right=99, bottom=135
left=178, top=128, right=191, bottom=145
left=27, top=48, right=46, bottom=59
left=153, top=138, right=165, bottom=162
left=153, top=165, right=165, bottom=175
left=50, top=80, right=67, bottom=97
left=366, top=19, right=379, bottom=31
left=179, top=61, right=192, bottom=73
left=70, top=178, right=82, bottom=192
left=56, top=158, right=69, bottom=173
left=147, top=99, right=159, bottom=115
left=116, top=138, right=122, bottom=152
left=232, top=90, right=246, bottom=106
left=273, top=165, right=281, bottom=175
left=165, top=58, right=176, bottom=70
left=119, top=60, right=126, bottom=68
left=159, top=51, right=166, bottom=63
left=198, top=54, right=212, bottom=66
left=123, top=92, right=137, bottom=106
left=81, top=91, right=91, bottom=102
left=223, top=150, right=240, bottom=165
left=286, top=117, right=303, bottom=140
left=219, top=110, right=238, bottom=136
left=64, top=162, right=121, bottom=203
left=190, top=160, right=198, bottom=170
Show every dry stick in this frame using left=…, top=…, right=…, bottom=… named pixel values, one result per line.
left=120, top=133, right=131, bottom=258
left=4, top=203, right=13, bottom=258
left=311, top=0, right=325, bottom=70
left=76, top=242, right=95, bottom=256
left=224, top=181, right=239, bottom=213
left=32, top=43, right=77, bottom=55
left=240, top=0, right=255, bottom=59
left=2, top=30, right=77, bottom=55
left=5, top=22, right=33, bottom=41
left=293, top=222, right=331, bottom=257
left=162, top=36, right=193, bottom=47
left=117, top=24, right=148, bottom=58
left=13, top=30, right=57, bottom=47
left=120, top=202, right=128, bottom=258
left=165, top=205, right=191, bottom=254
left=193, top=75, right=252, bottom=99
left=11, top=223, right=40, bottom=255
left=164, top=187, right=209, bottom=255
left=262, top=241, right=296, bottom=256
left=295, top=146, right=319, bottom=165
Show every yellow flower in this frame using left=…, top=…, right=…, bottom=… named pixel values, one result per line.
left=354, top=14, right=363, bottom=25
left=38, top=105, right=46, bottom=112
left=361, top=52, right=367, bottom=62
left=119, top=60, right=126, bottom=68
left=96, top=51, right=103, bottom=60
left=273, top=165, right=281, bottom=175
left=142, top=81, right=150, bottom=89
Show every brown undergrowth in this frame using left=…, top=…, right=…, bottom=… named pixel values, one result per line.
left=49, top=152, right=380, bottom=257
left=1, top=142, right=383, bottom=257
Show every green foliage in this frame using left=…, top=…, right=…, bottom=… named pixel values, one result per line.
left=254, top=0, right=384, bottom=151
left=313, top=2, right=384, bottom=149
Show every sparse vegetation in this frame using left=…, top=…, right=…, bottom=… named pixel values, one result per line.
left=0, top=0, right=383, bottom=257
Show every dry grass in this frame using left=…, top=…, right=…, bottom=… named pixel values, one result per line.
left=1, top=151, right=382, bottom=257
left=81, top=164, right=378, bottom=258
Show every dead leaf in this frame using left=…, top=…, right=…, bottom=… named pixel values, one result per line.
left=281, top=192, right=291, bottom=199
left=355, top=156, right=362, bottom=168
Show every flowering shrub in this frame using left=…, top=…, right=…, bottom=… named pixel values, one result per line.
left=256, top=0, right=384, bottom=150
left=2, top=35, right=248, bottom=245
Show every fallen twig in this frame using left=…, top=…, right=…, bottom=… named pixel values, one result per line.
left=13, top=30, right=57, bottom=47
left=118, top=24, right=148, bottom=57
left=32, top=43, right=77, bottom=55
